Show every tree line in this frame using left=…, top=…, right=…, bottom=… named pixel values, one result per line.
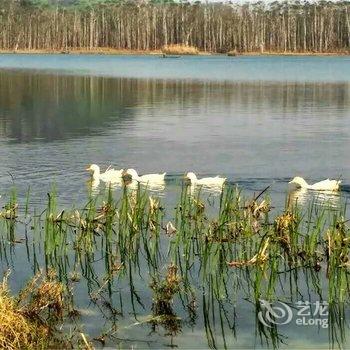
left=0, top=0, right=349, bottom=53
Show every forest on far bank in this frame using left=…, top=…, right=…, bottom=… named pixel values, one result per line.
left=1, top=0, right=350, bottom=53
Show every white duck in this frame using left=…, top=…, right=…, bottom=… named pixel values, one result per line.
left=185, top=172, right=226, bottom=187
left=288, top=176, right=341, bottom=191
left=86, top=164, right=124, bottom=183
left=124, top=168, right=166, bottom=183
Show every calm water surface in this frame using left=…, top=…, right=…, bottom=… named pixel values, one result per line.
left=0, top=54, right=350, bottom=82
left=0, top=54, right=349, bottom=348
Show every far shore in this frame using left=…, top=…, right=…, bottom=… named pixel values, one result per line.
left=0, top=48, right=349, bottom=57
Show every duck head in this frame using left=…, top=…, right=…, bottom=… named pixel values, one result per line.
left=86, top=164, right=100, bottom=179
left=123, top=168, right=140, bottom=182
left=185, top=172, right=197, bottom=184
left=288, top=176, right=308, bottom=189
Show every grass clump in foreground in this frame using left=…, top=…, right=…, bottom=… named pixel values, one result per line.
left=0, top=269, right=82, bottom=349
left=0, top=285, right=47, bottom=349
left=162, top=44, right=199, bottom=55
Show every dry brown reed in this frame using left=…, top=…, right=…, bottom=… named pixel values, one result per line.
left=0, top=269, right=70, bottom=349
left=162, top=44, right=199, bottom=55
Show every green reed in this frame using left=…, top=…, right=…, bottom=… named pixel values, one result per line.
left=0, top=184, right=349, bottom=293
left=0, top=182, right=349, bottom=348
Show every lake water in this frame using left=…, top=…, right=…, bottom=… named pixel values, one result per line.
left=0, top=54, right=349, bottom=348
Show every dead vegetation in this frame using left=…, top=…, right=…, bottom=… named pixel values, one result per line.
left=149, top=264, right=182, bottom=335
left=162, top=45, right=199, bottom=55
left=0, top=269, right=82, bottom=349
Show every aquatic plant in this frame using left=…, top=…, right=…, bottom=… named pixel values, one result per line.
left=150, top=263, right=182, bottom=336
left=0, top=183, right=349, bottom=348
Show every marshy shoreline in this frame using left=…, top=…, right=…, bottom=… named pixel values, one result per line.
left=1, top=48, right=349, bottom=57
left=0, top=182, right=349, bottom=348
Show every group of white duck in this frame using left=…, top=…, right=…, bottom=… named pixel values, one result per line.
left=86, top=164, right=226, bottom=188
left=86, top=164, right=341, bottom=192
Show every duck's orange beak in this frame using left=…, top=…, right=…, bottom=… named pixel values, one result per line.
left=86, top=166, right=91, bottom=171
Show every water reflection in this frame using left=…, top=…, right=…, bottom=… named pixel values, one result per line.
left=0, top=71, right=139, bottom=142
left=187, top=183, right=224, bottom=196
left=88, top=178, right=124, bottom=195
left=288, top=187, right=341, bottom=208
left=0, top=70, right=349, bottom=144
left=125, top=179, right=166, bottom=194
left=90, top=177, right=166, bottom=195
left=0, top=69, right=349, bottom=209
left=1, top=62, right=350, bottom=349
